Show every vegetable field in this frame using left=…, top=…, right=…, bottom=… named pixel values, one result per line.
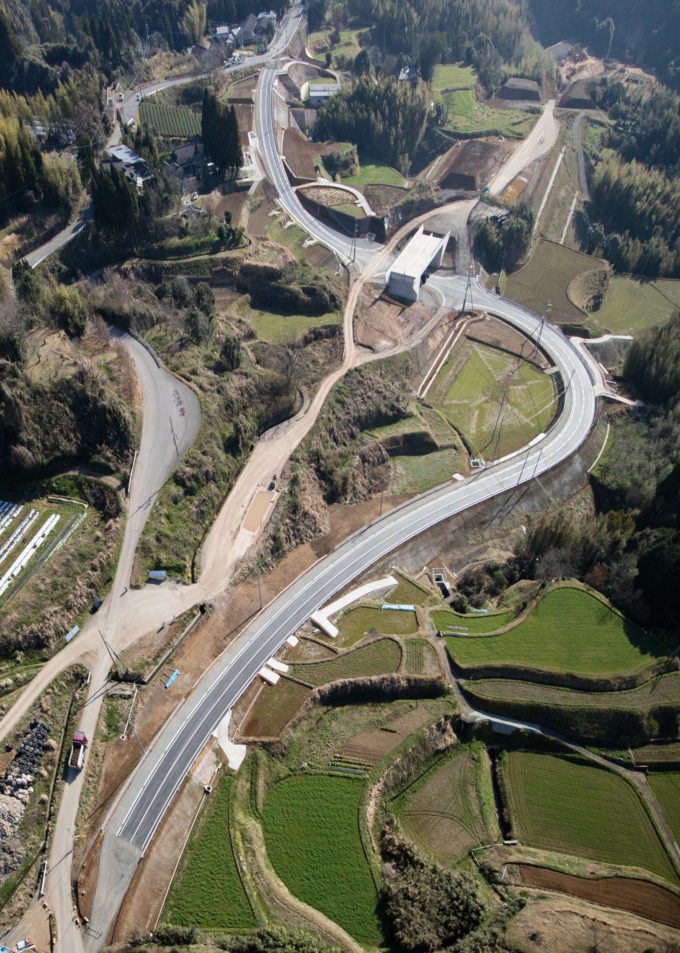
left=505, top=751, right=678, bottom=884
left=292, top=638, right=402, bottom=685
left=263, top=774, right=382, bottom=945
left=446, top=587, right=664, bottom=676
left=139, top=101, right=201, bottom=138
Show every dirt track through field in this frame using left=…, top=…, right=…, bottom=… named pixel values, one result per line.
left=518, top=865, right=680, bottom=929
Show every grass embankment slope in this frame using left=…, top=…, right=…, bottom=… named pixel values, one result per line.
left=446, top=588, right=665, bottom=675
left=263, top=773, right=382, bottom=946
left=648, top=773, right=680, bottom=845
left=596, top=277, right=680, bottom=334
left=163, top=774, right=254, bottom=930
left=505, top=750, right=679, bottom=885
left=434, top=607, right=514, bottom=634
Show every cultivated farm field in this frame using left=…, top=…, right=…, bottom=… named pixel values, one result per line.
left=263, top=774, right=382, bottom=945
left=291, top=637, right=402, bottom=685
left=336, top=606, right=418, bottom=641
left=648, top=773, right=680, bottom=844
left=139, top=101, right=201, bottom=138
left=433, top=607, right=515, bottom=634
left=393, top=746, right=497, bottom=864
left=162, top=774, right=254, bottom=929
left=461, top=672, right=680, bottom=711
left=505, top=750, right=678, bottom=884
left=446, top=587, right=665, bottom=676
left=505, top=240, right=605, bottom=324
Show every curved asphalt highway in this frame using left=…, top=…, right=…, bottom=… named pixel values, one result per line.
left=256, top=65, right=378, bottom=265
left=108, top=276, right=596, bottom=851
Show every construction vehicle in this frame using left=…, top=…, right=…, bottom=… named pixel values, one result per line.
left=68, top=731, right=88, bottom=770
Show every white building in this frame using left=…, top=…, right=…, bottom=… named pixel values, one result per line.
left=386, top=225, right=450, bottom=302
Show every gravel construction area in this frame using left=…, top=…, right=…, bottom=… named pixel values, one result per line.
left=518, top=866, right=680, bottom=929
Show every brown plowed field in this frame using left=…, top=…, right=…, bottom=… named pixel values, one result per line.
left=518, top=865, right=680, bottom=929
left=282, top=128, right=344, bottom=179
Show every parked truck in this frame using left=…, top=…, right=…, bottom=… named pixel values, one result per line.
left=69, top=731, right=88, bottom=770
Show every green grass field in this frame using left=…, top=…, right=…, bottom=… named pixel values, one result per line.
left=249, top=308, right=341, bottom=344
left=432, top=62, right=534, bottom=139
left=446, top=587, right=665, bottom=676
left=506, top=751, right=678, bottom=883
left=433, top=607, right=514, bottom=634
left=596, top=277, right=680, bottom=334
left=139, top=101, right=201, bottom=138
left=505, top=240, right=605, bottom=324
left=292, top=638, right=402, bottom=685
left=307, top=28, right=361, bottom=68
left=342, top=154, right=405, bottom=188
left=390, top=447, right=466, bottom=494
left=432, top=64, right=477, bottom=92
left=163, top=774, right=255, bottom=929
left=431, top=341, right=556, bottom=458
left=263, top=774, right=382, bottom=945
left=649, top=773, right=680, bottom=844
left=394, top=747, right=496, bottom=864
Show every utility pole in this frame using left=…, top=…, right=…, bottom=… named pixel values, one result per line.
left=350, top=218, right=358, bottom=263
left=461, top=262, right=474, bottom=315
left=257, top=569, right=263, bottom=609
left=169, top=416, right=181, bottom=464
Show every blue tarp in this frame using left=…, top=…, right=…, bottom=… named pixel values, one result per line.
left=65, top=624, right=80, bottom=642
left=148, top=569, right=167, bottom=580
left=165, top=669, right=180, bottom=688
left=381, top=604, right=415, bottom=612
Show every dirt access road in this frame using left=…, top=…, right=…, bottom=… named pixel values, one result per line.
left=487, top=99, right=560, bottom=196
left=0, top=332, right=199, bottom=953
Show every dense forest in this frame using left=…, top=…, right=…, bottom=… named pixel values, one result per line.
left=585, top=79, right=680, bottom=277
left=0, top=0, right=264, bottom=91
left=531, top=0, right=680, bottom=91
left=311, top=0, right=552, bottom=91
left=314, top=77, right=428, bottom=173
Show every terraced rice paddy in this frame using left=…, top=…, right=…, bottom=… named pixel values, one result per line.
left=505, top=751, right=678, bottom=884
left=291, top=638, right=402, bottom=685
left=446, top=588, right=664, bottom=676
left=393, top=747, right=496, bottom=863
